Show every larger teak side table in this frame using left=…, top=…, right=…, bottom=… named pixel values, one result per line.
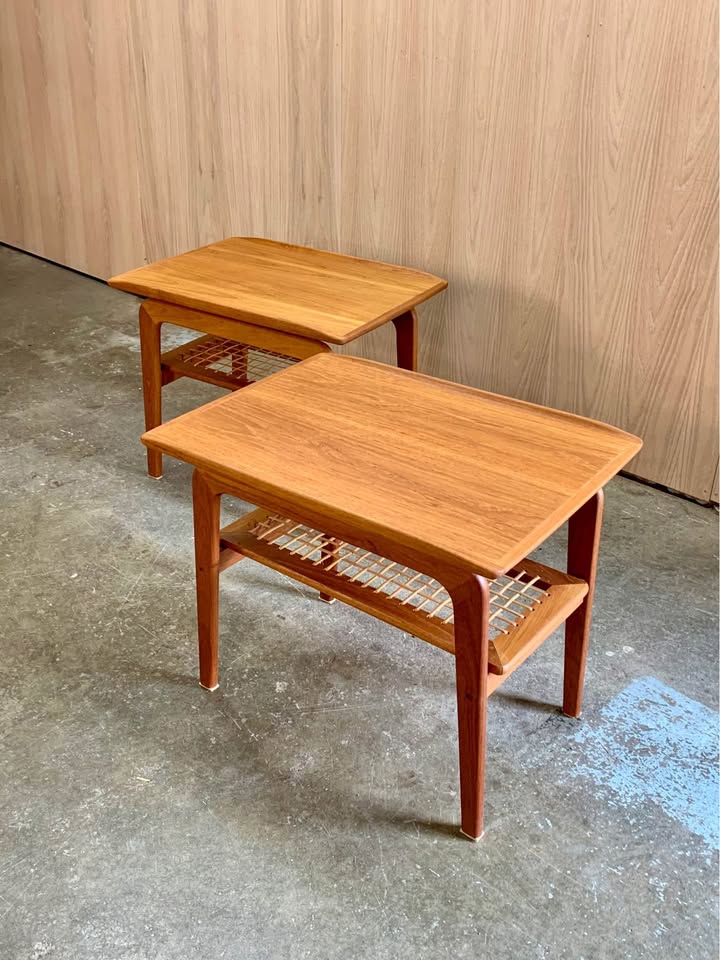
left=109, top=237, right=446, bottom=478
left=142, top=354, right=642, bottom=840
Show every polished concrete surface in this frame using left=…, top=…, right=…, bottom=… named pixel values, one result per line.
left=0, top=245, right=717, bottom=959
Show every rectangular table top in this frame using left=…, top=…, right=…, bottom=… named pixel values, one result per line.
left=142, top=354, right=642, bottom=579
left=109, top=238, right=446, bottom=345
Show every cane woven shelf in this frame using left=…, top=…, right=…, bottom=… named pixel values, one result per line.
left=220, top=509, right=588, bottom=677
left=161, top=334, right=298, bottom=391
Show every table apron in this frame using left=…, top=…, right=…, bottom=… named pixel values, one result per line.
left=196, top=467, right=479, bottom=591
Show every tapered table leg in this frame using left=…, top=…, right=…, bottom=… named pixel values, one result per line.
left=138, top=304, right=164, bottom=478
left=392, top=309, right=418, bottom=371
left=192, top=470, right=222, bottom=690
left=451, top=574, right=490, bottom=840
left=563, top=490, right=604, bottom=717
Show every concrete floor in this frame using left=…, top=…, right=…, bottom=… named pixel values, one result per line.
left=0, top=244, right=717, bottom=960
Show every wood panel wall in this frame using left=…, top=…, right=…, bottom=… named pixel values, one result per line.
left=1, top=0, right=717, bottom=499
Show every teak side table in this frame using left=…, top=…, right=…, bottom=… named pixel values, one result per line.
left=142, top=354, right=642, bottom=840
left=109, top=237, right=446, bottom=479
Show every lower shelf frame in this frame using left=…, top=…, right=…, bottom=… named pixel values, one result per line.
left=219, top=507, right=588, bottom=692
left=160, top=334, right=299, bottom=391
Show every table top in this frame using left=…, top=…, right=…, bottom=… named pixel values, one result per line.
left=109, top=237, right=446, bottom=345
left=143, top=354, right=642, bottom=579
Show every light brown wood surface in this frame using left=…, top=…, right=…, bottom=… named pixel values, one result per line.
left=109, top=238, right=446, bottom=344
left=142, top=353, right=641, bottom=578
left=0, top=0, right=716, bottom=497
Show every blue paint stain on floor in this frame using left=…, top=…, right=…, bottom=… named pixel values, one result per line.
left=568, top=676, right=719, bottom=850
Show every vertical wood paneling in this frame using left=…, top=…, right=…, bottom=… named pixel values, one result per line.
left=0, top=0, right=716, bottom=499
left=339, top=0, right=464, bottom=368
left=340, top=0, right=718, bottom=499
left=128, top=0, right=235, bottom=260
left=0, top=1, right=144, bottom=276
left=127, top=0, right=340, bottom=263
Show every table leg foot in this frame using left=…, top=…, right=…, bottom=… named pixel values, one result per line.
left=318, top=593, right=336, bottom=604
left=563, top=490, right=604, bottom=718
left=460, top=828, right=484, bottom=842
left=146, top=451, right=163, bottom=479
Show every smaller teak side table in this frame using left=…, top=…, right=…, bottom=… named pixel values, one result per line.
left=142, top=355, right=642, bottom=840
left=109, top=237, right=446, bottom=478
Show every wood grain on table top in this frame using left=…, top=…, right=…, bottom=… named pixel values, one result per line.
left=109, top=238, right=447, bottom=344
left=142, top=354, right=642, bottom=578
